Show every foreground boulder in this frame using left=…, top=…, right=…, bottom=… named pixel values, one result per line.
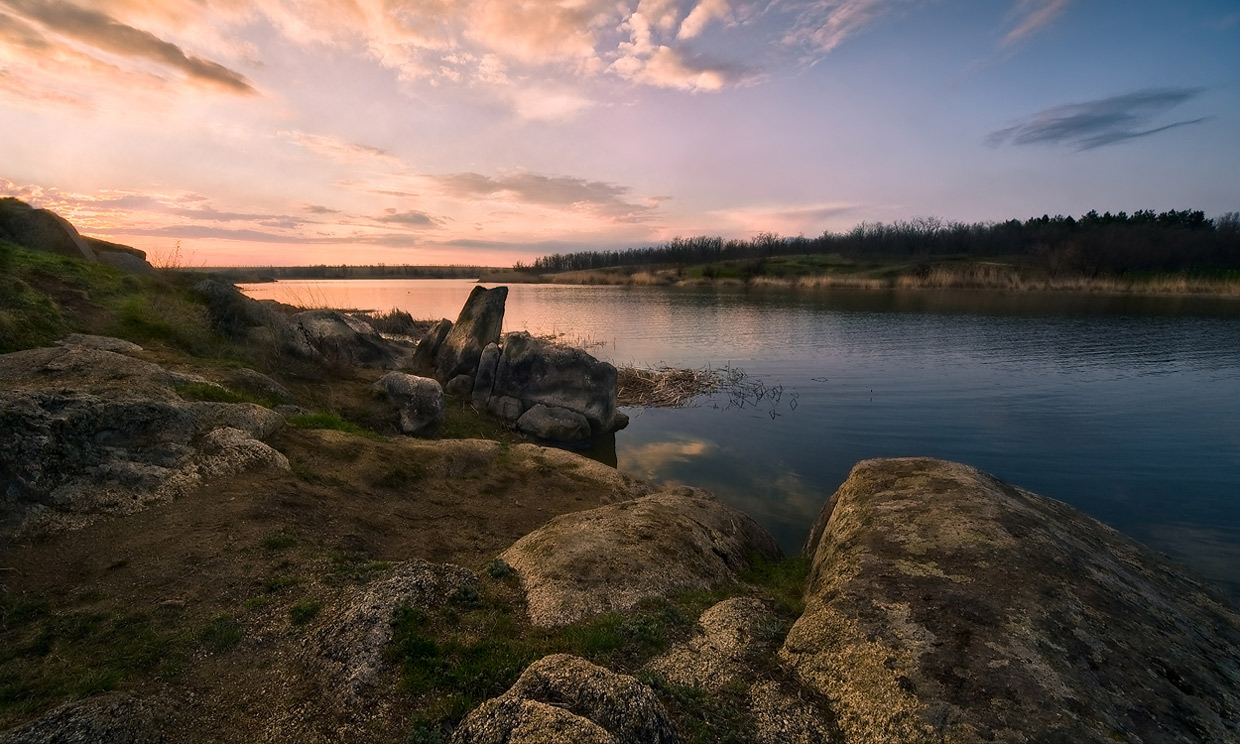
left=0, top=342, right=287, bottom=535
left=646, top=597, right=780, bottom=691
left=492, top=331, right=618, bottom=436
left=452, top=654, right=675, bottom=744
left=311, top=560, right=479, bottom=701
left=781, top=457, right=1240, bottom=744
left=501, top=488, right=781, bottom=626
left=434, top=286, right=507, bottom=381
left=372, top=372, right=444, bottom=436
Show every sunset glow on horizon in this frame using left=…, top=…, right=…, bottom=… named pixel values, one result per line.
left=2, top=0, right=1238, bottom=267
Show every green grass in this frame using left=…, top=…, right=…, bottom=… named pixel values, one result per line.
left=196, top=614, right=243, bottom=654
left=0, top=592, right=190, bottom=722
left=740, top=554, right=812, bottom=617
left=260, top=529, right=301, bottom=551
left=374, top=462, right=424, bottom=489
left=287, top=412, right=380, bottom=438
left=288, top=599, right=323, bottom=626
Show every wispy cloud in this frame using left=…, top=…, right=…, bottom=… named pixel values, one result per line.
left=1, top=0, right=255, bottom=94
left=781, top=0, right=915, bottom=59
left=987, top=87, right=1209, bottom=151
left=278, top=131, right=402, bottom=165
left=431, top=171, right=659, bottom=221
left=1002, top=0, right=1073, bottom=46
left=374, top=208, right=441, bottom=228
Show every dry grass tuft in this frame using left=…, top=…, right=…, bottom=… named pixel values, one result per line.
left=617, top=365, right=724, bottom=407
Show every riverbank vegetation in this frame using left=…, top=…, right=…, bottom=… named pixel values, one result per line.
left=503, top=209, right=1240, bottom=295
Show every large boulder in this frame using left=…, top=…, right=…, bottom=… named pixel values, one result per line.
left=372, top=372, right=443, bottom=436
left=291, top=309, right=412, bottom=369
left=781, top=457, right=1240, bottom=744
left=434, top=286, right=507, bottom=381
left=451, top=654, right=675, bottom=744
left=0, top=197, right=95, bottom=260
left=0, top=198, right=154, bottom=273
left=0, top=343, right=287, bottom=535
left=501, top=487, right=781, bottom=626
left=516, top=404, right=591, bottom=444
left=491, top=332, right=618, bottom=436
left=192, top=280, right=320, bottom=362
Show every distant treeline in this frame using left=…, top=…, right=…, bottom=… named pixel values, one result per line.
left=520, top=210, right=1240, bottom=277
left=195, top=264, right=490, bottom=282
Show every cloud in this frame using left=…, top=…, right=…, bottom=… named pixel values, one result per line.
left=279, top=131, right=403, bottom=165
left=2, top=0, right=255, bottom=94
left=1002, top=0, right=1073, bottom=46
left=678, top=0, right=731, bottom=40
left=987, top=87, right=1210, bottom=150
left=375, top=208, right=441, bottom=228
left=431, top=171, right=658, bottom=221
left=781, top=0, right=916, bottom=59
left=304, top=204, right=341, bottom=215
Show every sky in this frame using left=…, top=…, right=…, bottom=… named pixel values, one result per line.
left=1, top=0, right=1238, bottom=267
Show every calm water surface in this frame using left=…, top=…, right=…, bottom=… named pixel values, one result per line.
left=241, top=279, right=1240, bottom=596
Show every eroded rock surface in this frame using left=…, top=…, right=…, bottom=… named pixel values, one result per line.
left=451, top=654, right=674, bottom=744
left=310, top=559, right=479, bottom=700
left=0, top=342, right=287, bottom=535
left=502, top=487, right=781, bottom=626
left=782, top=457, right=1240, bottom=744
left=0, top=693, right=171, bottom=744
left=646, top=597, right=780, bottom=691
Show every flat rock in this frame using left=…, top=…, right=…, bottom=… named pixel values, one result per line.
left=646, top=597, right=780, bottom=691
left=310, top=559, right=479, bottom=700
left=451, top=654, right=674, bottom=744
left=55, top=334, right=143, bottom=355
left=502, top=487, right=781, bottom=626
left=0, top=693, right=171, bottom=744
left=781, top=457, right=1240, bottom=744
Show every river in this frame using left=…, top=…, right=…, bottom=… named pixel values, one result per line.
left=240, top=279, right=1240, bottom=597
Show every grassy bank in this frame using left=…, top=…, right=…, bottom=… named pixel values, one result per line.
left=494, top=254, right=1240, bottom=297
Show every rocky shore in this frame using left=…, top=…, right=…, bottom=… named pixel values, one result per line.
left=2, top=201, right=1239, bottom=743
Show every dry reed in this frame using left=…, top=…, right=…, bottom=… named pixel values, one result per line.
left=617, top=365, right=725, bottom=407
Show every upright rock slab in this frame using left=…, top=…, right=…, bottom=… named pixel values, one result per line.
left=501, top=487, right=781, bottom=626
left=781, top=457, right=1240, bottom=744
left=434, top=286, right=507, bottom=381
left=491, top=331, right=618, bottom=436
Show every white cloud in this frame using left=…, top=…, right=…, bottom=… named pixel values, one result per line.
left=1003, top=0, right=1073, bottom=47
left=678, top=0, right=730, bottom=40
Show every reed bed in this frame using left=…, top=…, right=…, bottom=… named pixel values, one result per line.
left=617, top=364, right=786, bottom=412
